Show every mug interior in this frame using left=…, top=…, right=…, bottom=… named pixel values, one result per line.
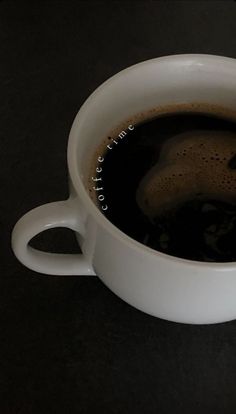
left=70, top=54, right=236, bottom=183
left=68, top=54, right=236, bottom=263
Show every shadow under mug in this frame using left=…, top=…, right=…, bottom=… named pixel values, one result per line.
left=11, top=54, right=236, bottom=325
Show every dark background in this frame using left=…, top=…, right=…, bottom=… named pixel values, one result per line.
left=2, top=1, right=236, bottom=413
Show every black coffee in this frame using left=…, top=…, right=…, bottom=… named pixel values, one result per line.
left=91, top=108, right=236, bottom=262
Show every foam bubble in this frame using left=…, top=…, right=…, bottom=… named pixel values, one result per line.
left=136, top=130, right=236, bottom=219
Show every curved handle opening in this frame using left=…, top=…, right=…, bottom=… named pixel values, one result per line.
left=29, top=227, right=81, bottom=254
left=11, top=199, right=96, bottom=276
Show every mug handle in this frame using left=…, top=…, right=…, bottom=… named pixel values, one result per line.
left=11, top=199, right=96, bottom=276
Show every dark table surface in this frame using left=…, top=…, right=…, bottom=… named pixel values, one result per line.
left=2, top=1, right=236, bottom=413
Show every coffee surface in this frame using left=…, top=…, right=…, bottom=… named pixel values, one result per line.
left=90, top=110, right=236, bottom=262
left=137, top=130, right=236, bottom=219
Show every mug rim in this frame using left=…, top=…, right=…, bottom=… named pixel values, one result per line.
left=68, top=53, right=236, bottom=270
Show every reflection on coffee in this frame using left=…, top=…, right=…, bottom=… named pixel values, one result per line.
left=89, top=107, right=236, bottom=262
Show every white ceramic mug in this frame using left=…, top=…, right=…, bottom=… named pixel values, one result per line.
left=11, top=54, right=236, bottom=325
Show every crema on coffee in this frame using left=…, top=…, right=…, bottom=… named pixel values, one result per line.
left=88, top=104, right=236, bottom=262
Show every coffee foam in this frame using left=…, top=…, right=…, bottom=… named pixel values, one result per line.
left=86, top=103, right=236, bottom=208
left=136, top=130, right=236, bottom=220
